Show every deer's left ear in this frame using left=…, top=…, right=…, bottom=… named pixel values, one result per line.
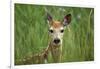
left=63, top=14, right=71, bottom=26
left=47, top=13, right=53, bottom=23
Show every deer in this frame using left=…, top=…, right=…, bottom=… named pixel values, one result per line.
left=43, top=13, right=71, bottom=63
left=15, top=13, right=71, bottom=65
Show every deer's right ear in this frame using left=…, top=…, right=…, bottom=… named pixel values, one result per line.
left=47, top=13, right=53, bottom=24
left=63, top=14, right=71, bottom=27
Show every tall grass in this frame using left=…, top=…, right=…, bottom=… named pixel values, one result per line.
left=14, top=4, right=94, bottom=65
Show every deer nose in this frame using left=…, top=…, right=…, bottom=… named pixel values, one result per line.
left=54, top=39, right=60, bottom=44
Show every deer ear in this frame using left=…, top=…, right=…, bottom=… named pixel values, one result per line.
left=63, top=14, right=71, bottom=26
left=47, top=13, right=53, bottom=23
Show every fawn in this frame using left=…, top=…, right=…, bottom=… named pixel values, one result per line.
left=33, top=13, right=72, bottom=64
left=16, top=13, right=71, bottom=65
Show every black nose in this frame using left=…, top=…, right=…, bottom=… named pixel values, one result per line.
left=54, top=39, right=60, bottom=44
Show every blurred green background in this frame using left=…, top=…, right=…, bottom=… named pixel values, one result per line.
left=14, top=4, right=94, bottom=65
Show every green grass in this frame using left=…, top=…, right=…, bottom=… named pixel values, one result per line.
left=14, top=4, right=94, bottom=65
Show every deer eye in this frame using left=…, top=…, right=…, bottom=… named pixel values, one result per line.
left=49, top=29, right=53, bottom=33
left=60, top=29, right=64, bottom=33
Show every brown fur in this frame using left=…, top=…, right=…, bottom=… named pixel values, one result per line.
left=51, top=21, right=62, bottom=28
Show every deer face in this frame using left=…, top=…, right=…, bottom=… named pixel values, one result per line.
left=47, top=13, right=71, bottom=46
